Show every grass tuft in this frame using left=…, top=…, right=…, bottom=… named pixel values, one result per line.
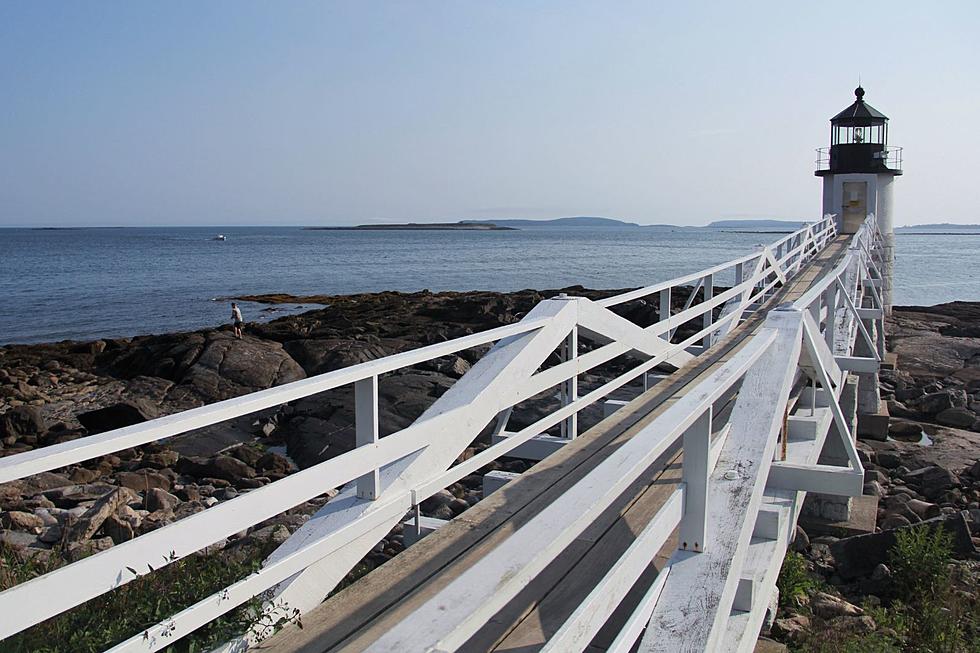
left=0, top=539, right=291, bottom=653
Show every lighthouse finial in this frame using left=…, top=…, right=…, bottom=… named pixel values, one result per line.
left=855, top=84, right=865, bottom=101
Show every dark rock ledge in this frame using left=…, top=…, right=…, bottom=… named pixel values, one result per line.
left=0, top=286, right=715, bottom=563
left=766, top=301, right=980, bottom=649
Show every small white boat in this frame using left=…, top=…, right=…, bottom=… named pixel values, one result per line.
left=213, top=234, right=226, bottom=241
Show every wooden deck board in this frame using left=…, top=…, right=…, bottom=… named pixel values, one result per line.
left=261, top=236, right=851, bottom=653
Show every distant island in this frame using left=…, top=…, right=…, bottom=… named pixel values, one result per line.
left=461, top=216, right=641, bottom=228
left=706, top=219, right=808, bottom=231
left=304, top=222, right=515, bottom=231
left=300, top=217, right=980, bottom=234
left=896, top=223, right=980, bottom=234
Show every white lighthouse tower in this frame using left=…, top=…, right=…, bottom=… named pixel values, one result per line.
left=816, top=86, right=902, bottom=312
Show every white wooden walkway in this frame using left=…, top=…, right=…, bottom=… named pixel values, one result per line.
left=261, top=229, right=877, bottom=652
left=0, top=215, right=887, bottom=653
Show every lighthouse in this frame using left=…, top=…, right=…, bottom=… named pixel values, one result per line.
left=816, top=86, right=902, bottom=312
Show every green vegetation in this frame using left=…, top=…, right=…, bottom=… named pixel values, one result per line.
left=880, top=526, right=978, bottom=653
left=0, top=539, right=298, bottom=653
left=888, top=524, right=953, bottom=599
left=786, top=525, right=980, bottom=653
left=777, top=551, right=819, bottom=609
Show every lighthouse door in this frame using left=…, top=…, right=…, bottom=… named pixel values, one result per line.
left=841, top=181, right=868, bottom=233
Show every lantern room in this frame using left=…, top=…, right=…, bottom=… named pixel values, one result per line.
left=816, top=87, right=902, bottom=176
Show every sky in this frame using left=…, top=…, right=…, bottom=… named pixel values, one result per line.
left=0, top=1, right=977, bottom=227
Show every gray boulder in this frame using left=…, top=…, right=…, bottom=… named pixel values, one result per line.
left=903, top=465, right=958, bottom=500
left=66, top=487, right=134, bottom=543
left=283, top=338, right=392, bottom=376
left=830, top=512, right=975, bottom=580
left=280, top=371, right=455, bottom=468
left=875, top=451, right=903, bottom=469
left=935, top=406, right=977, bottom=429
left=0, top=405, right=46, bottom=443
left=76, top=399, right=159, bottom=435
left=115, top=470, right=172, bottom=493
left=176, top=455, right=255, bottom=482
left=145, top=488, right=180, bottom=513
left=169, top=334, right=306, bottom=404
left=916, top=389, right=967, bottom=416
left=891, top=334, right=980, bottom=380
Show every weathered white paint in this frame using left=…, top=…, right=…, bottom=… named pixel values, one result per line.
left=641, top=307, right=803, bottom=653
left=0, top=214, right=883, bottom=653
left=364, top=333, right=777, bottom=653
left=679, top=408, right=711, bottom=552
left=539, top=488, right=685, bottom=653
left=606, top=568, right=672, bottom=653
left=821, top=169, right=896, bottom=312
left=355, top=376, right=380, bottom=501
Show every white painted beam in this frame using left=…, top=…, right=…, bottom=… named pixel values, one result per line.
left=836, top=355, right=879, bottom=374
left=856, top=307, right=882, bottom=320
left=362, top=332, right=777, bottom=653
left=261, top=299, right=580, bottom=632
left=490, top=431, right=569, bottom=461
left=540, top=489, right=685, bottom=653
left=640, top=307, right=802, bottom=653
left=355, top=376, right=380, bottom=500
left=767, top=462, right=864, bottom=497
left=679, top=408, right=711, bottom=552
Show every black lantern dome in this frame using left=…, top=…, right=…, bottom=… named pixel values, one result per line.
left=816, top=87, right=902, bottom=176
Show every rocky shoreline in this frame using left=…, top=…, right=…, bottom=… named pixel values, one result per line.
left=765, top=301, right=980, bottom=650
left=0, top=286, right=681, bottom=564
left=1, top=291, right=979, bottom=649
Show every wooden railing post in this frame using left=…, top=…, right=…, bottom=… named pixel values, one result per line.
left=560, top=327, right=578, bottom=439
left=355, top=375, right=380, bottom=500
left=679, top=406, right=711, bottom=552
left=823, top=283, right=838, bottom=351
left=659, top=287, right=672, bottom=330
left=701, top=274, right=715, bottom=348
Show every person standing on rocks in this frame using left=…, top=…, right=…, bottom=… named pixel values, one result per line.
left=231, top=302, right=244, bottom=339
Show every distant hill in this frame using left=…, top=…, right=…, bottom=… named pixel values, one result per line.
left=305, top=222, right=514, bottom=231
left=707, top=219, right=808, bottom=230
left=896, top=223, right=980, bottom=233
left=462, top=216, right=640, bottom=228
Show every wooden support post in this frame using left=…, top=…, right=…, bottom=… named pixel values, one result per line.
left=701, top=274, right=714, bottom=348
left=354, top=375, right=380, bottom=500
left=659, top=287, right=671, bottom=345
left=560, top=327, right=578, bottom=439
left=679, top=407, right=711, bottom=552
left=876, top=317, right=886, bottom=360
left=823, top=284, right=838, bottom=351
left=808, top=294, right=821, bottom=328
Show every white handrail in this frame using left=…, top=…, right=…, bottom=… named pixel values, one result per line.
left=0, top=214, right=845, bottom=649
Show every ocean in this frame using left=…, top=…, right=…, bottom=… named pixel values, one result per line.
left=0, top=226, right=976, bottom=345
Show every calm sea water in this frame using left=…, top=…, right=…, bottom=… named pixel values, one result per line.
left=0, top=227, right=976, bottom=345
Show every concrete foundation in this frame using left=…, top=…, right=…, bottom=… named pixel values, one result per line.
left=802, top=377, right=858, bottom=521
left=482, top=470, right=520, bottom=497
left=402, top=516, right=448, bottom=547
left=603, top=399, right=629, bottom=418
left=800, top=494, right=878, bottom=538
left=491, top=431, right=569, bottom=461
left=857, top=403, right=890, bottom=441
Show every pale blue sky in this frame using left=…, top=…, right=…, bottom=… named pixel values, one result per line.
left=1, top=1, right=977, bottom=227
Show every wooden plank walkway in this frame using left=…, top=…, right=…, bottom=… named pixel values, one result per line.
left=261, top=236, right=851, bottom=653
